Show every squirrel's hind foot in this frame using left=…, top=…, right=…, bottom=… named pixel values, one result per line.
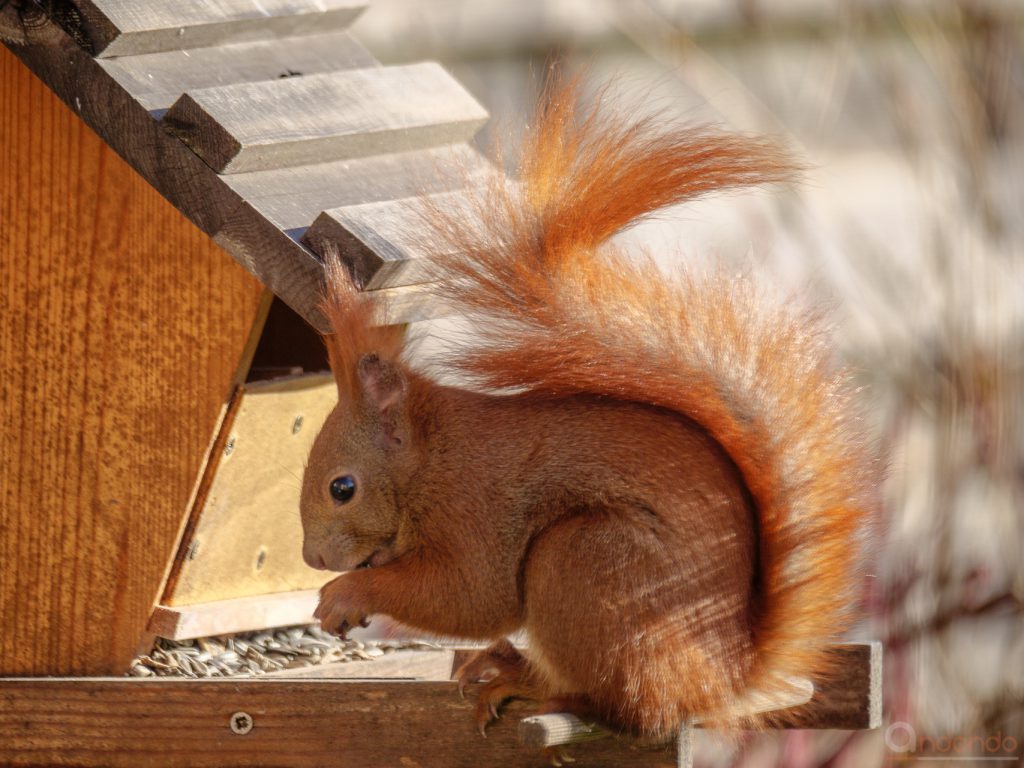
left=454, top=638, right=541, bottom=736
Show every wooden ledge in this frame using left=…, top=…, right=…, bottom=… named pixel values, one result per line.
left=516, top=643, right=881, bottom=767
left=0, top=678, right=671, bottom=767
left=0, top=643, right=880, bottom=767
left=148, top=590, right=320, bottom=640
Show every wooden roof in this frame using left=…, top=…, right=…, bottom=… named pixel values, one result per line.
left=1, top=0, right=492, bottom=327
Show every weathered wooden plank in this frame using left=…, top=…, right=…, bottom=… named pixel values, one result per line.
left=0, top=46, right=265, bottom=675
left=676, top=728, right=693, bottom=768
left=304, top=189, right=477, bottom=289
left=2, top=6, right=323, bottom=326
left=224, top=143, right=491, bottom=233
left=164, top=374, right=336, bottom=606
left=245, top=294, right=330, bottom=382
left=519, top=714, right=610, bottom=748
left=149, top=590, right=320, bottom=641
left=68, top=0, right=366, bottom=59
left=364, top=282, right=450, bottom=324
left=263, top=649, right=456, bottom=680
left=98, top=30, right=377, bottom=113
left=3, top=9, right=453, bottom=328
left=771, top=642, right=882, bottom=730
left=163, top=63, right=489, bottom=174
left=0, top=679, right=676, bottom=767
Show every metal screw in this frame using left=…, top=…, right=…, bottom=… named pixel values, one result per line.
left=185, top=540, right=200, bottom=561
left=292, top=415, right=304, bottom=434
left=224, top=436, right=236, bottom=456
left=255, top=547, right=267, bottom=571
left=230, top=711, right=253, bottom=735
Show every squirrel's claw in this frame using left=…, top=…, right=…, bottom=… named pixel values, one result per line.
left=455, top=646, right=504, bottom=701
left=314, top=577, right=370, bottom=638
left=454, top=640, right=541, bottom=737
left=473, top=684, right=504, bottom=737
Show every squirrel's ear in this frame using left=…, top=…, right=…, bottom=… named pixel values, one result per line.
left=357, top=353, right=407, bottom=448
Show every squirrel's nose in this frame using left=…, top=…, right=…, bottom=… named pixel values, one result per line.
left=303, top=545, right=328, bottom=570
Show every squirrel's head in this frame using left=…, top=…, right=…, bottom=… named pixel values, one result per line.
left=300, top=353, right=418, bottom=572
left=299, top=255, right=414, bottom=573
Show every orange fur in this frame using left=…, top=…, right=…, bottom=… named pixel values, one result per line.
left=301, top=74, right=876, bottom=741
left=425, top=76, right=872, bottom=725
left=318, top=251, right=405, bottom=411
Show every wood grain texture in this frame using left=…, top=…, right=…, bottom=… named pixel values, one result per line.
left=148, top=590, right=319, bottom=640
left=676, top=728, right=693, bottom=768
left=2, top=8, right=325, bottom=325
left=519, top=714, right=609, bottom=748
left=363, top=283, right=452, bottom=324
left=246, top=295, right=329, bottom=381
left=304, top=189, right=477, bottom=289
left=0, top=47, right=265, bottom=674
left=69, top=0, right=366, bottom=58
left=98, top=29, right=377, bottom=112
left=773, top=642, right=882, bottom=730
left=0, top=678, right=676, bottom=767
left=3, top=8, right=478, bottom=327
left=163, top=375, right=336, bottom=606
left=163, top=63, right=489, bottom=174
left=263, top=649, right=457, bottom=680
left=224, top=142, right=491, bottom=233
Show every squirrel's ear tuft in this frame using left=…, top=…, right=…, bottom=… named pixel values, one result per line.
left=357, top=353, right=407, bottom=447
left=318, top=248, right=405, bottom=406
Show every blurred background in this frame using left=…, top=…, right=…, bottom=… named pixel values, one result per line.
left=352, top=1, right=1024, bottom=766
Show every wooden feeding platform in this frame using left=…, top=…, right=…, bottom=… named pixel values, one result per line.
left=0, top=643, right=880, bottom=767
left=1, top=1, right=883, bottom=764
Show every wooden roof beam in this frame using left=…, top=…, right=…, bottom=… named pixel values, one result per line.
left=163, top=63, right=489, bottom=174
left=68, top=0, right=366, bottom=58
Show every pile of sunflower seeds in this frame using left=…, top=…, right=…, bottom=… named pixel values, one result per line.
left=128, top=624, right=441, bottom=678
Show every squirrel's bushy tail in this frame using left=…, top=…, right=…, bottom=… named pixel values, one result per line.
left=427, top=75, right=875, bottom=725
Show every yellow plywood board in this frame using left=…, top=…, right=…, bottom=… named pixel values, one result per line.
left=167, top=374, right=337, bottom=605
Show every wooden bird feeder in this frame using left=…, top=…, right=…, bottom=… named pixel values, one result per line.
left=0, top=2, right=881, bottom=765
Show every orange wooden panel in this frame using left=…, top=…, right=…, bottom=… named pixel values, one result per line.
left=0, top=48, right=264, bottom=675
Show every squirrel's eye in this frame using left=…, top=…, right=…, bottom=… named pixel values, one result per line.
left=329, top=475, right=356, bottom=503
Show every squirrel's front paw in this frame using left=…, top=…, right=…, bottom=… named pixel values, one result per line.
left=314, top=576, right=370, bottom=638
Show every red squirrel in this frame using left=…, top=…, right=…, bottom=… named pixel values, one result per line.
left=300, top=76, right=875, bottom=741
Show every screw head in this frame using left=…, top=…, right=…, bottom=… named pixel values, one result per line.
left=292, top=415, right=304, bottom=434
left=230, top=711, right=254, bottom=735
